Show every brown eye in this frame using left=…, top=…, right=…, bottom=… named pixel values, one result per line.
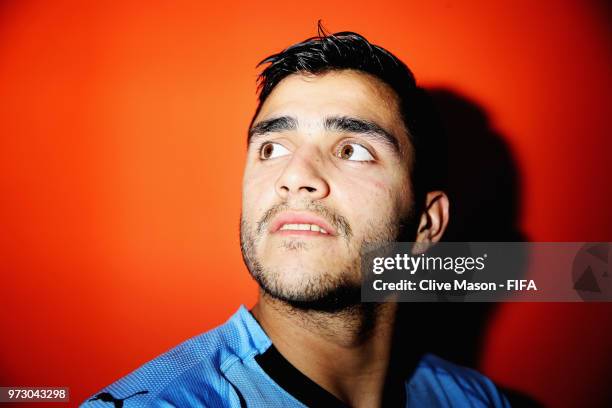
left=340, top=144, right=354, bottom=159
left=262, top=143, right=274, bottom=159
left=337, top=142, right=374, bottom=162
left=259, top=142, right=290, bottom=160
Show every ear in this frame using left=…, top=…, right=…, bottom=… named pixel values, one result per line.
left=414, top=191, right=450, bottom=243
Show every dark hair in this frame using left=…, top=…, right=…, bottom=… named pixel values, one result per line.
left=251, top=22, right=446, bottom=216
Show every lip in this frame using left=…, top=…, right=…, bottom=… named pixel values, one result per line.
left=269, top=211, right=337, bottom=236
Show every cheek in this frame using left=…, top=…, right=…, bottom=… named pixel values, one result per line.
left=337, top=171, right=396, bottom=202
left=372, top=179, right=389, bottom=191
left=359, top=167, right=413, bottom=215
left=242, top=166, right=278, bottom=219
left=334, top=172, right=399, bottom=225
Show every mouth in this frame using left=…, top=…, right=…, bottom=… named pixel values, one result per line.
left=269, top=211, right=336, bottom=237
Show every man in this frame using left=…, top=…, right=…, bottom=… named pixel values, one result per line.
left=84, top=27, right=510, bottom=407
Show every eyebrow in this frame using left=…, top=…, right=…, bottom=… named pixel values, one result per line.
left=248, top=116, right=298, bottom=143
left=324, top=116, right=400, bottom=154
left=248, top=115, right=401, bottom=155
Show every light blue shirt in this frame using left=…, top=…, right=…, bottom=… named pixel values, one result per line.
left=83, top=306, right=510, bottom=407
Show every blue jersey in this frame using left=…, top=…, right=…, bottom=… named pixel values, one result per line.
left=83, top=306, right=510, bottom=407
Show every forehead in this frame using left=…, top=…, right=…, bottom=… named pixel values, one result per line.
left=255, top=70, right=407, bottom=139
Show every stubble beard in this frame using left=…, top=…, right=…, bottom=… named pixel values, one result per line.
left=240, top=201, right=415, bottom=313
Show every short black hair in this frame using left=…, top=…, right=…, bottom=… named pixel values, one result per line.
left=252, top=22, right=418, bottom=140
left=251, top=22, right=446, bottom=218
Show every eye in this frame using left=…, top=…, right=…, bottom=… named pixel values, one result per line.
left=259, top=142, right=291, bottom=160
left=337, top=142, right=375, bottom=162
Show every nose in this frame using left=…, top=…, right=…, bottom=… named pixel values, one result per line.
left=274, top=147, right=330, bottom=201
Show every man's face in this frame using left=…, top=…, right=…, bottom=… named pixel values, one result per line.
left=240, top=70, right=414, bottom=309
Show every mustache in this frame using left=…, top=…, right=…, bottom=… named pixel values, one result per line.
left=256, top=201, right=353, bottom=239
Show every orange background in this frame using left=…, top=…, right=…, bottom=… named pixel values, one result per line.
left=0, top=1, right=611, bottom=407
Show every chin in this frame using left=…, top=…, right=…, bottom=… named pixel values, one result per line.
left=268, top=263, right=333, bottom=286
left=267, top=279, right=363, bottom=312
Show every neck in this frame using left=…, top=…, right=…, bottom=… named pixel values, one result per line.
left=251, top=293, right=404, bottom=407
